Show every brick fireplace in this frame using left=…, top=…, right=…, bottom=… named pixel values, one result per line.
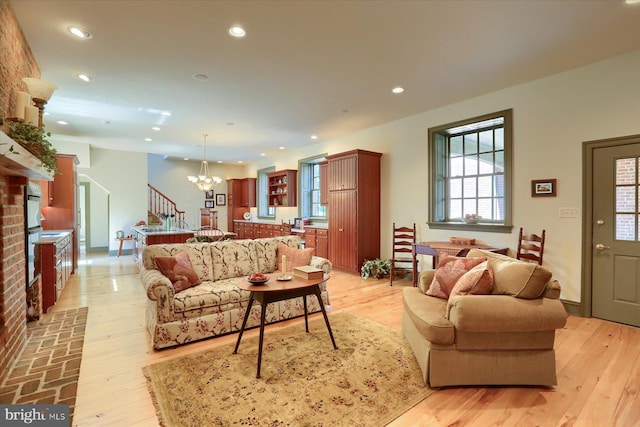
left=0, top=0, right=43, bottom=381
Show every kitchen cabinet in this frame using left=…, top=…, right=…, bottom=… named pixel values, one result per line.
left=327, top=149, right=382, bottom=273
left=200, top=208, right=218, bottom=229
left=304, top=226, right=328, bottom=258
left=39, top=154, right=79, bottom=273
left=227, top=178, right=256, bottom=231
left=35, top=231, right=73, bottom=313
left=267, top=170, right=297, bottom=207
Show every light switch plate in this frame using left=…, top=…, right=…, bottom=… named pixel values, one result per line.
left=559, top=207, right=580, bottom=218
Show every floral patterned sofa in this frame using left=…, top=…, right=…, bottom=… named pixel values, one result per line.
left=140, top=235, right=332, bottom=349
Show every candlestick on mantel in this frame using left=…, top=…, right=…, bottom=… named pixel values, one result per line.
left=15, top=92, right=30, bottom=120
left=24, top=105, right=39, bottom=126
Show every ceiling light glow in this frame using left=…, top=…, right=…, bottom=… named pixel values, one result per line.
left=392, top=86, right=404, bottom=94
left=67, top=26, right=93, bottom=39
left=77, top=74, right=91, bottom=82
left=625, top=0, right=640, bottom=4
left=192, top=73, right=208, bottom=81
left=57, top=121, right=68, bottom=125
left=310, top=135, right=318, bottom=140
left=229, top=26, right=246, bottom=38
left=145, top=138, right=152, bottom=142
left=152, top=126, right=160, bottom=131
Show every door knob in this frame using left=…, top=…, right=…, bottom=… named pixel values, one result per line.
left=596, top=220, right=604, bottom=225
left=595, top=243, right=611, bottom=251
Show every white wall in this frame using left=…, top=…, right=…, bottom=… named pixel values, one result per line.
left=244, top=50, right=640, bottom=303
left=77, top=175, right=110, bottom=249
left=147, top=154, right=248, bottom=231
left=78, top=147, right=148, bottom=252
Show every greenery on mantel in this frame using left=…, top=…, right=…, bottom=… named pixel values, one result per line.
left=5, top=120, right=60, bottom=174
left=361, top=258, right=391, bottom=280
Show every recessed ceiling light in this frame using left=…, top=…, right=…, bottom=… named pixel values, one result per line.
left=229, top=26, right=246, bottom=38
left=392, top=86, right=404, bottom=94
left=310, top=135, right=318, bottom=140
left=184, top=158, right=189, bottom=161
left=43, top=112, right=50, bottom=116
left=152, top=126, right=160, bottom=131
left=161, top=111, right=172, bottom=117
left=77, top=74, right=92, bottom=82
left=145, top=138, right=152, bottom=142
left=217, top=160, right=223, bottom=163
left=57, top=120, right=68, bottom=125
left=192, top=73, right=208, bottom=81
left=625, top=0, right=640, bottom=4
left=67, top=26, right=93, bottom=39
left=226, top=122, right=235, bottom=126
left=260, top=153, right=266, bottom=157
left=238, top=160, right=243, bottom=164
left=279, top=146, right=285, bottom=150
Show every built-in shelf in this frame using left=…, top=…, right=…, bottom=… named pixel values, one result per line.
left=0, top=130, right=53, bottom=181
left=267, top=169, right=297, bottom=207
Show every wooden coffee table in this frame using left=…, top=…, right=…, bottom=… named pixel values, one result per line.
left=233, top=274, right=338, bottom=378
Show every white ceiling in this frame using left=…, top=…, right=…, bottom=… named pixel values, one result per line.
left=10, top=0, right=640, bottom=163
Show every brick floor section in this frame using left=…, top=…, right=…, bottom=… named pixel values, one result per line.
left=0, top=307, right=88, bottom=423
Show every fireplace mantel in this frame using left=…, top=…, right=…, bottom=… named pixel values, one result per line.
left=0, top=130, right=53, bottom=181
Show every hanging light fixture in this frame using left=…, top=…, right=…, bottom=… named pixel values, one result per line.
left=187, top=134, right=222, bottom=191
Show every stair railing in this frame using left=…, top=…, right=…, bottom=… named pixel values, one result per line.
left=148, top=184, right=185, bottom=223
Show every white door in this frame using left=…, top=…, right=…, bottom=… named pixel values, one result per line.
left=591, top=140, right=640, bottom=327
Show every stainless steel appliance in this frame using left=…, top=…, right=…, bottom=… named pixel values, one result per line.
left=25, top=182, right=42, bottom=286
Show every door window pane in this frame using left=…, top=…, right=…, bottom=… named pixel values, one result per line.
left=616, top=214, right=635, bottom=241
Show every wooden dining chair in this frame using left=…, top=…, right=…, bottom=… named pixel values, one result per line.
left=390, top=223, right=417, bottom=285
left=516, top=227, right=546, bottom=265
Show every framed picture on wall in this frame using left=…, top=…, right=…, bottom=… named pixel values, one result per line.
left=531, top=179, right=557, bottom=197
left=204, top=200, right=214, bottom=208
left=216, top=194, right=226, bottom=206
left=205, top=190, right=214, bottom=200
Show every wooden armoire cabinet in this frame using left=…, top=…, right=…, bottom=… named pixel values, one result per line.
left=327, top=149, right=382, bottom=273
left=227, top=178, right=256, bottom=231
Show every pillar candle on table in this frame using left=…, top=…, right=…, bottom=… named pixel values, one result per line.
left=24, top=105, right=39, bottom=126
left=15, top=91, right=30, bottom=120
left=282, top=255, right=287, bottom=277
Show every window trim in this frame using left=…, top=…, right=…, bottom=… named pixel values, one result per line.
left=257, top=165, right=276, bottom=219
left=297, top=154, right=328, bottom=222
left=427, top=109, right=513, bottom=233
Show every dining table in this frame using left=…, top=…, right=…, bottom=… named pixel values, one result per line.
left=411, top=241, right=509, bottom=287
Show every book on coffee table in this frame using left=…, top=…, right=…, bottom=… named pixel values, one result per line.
left=293, top=265, right=324, bottom=280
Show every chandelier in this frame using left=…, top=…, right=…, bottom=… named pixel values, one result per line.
left=187, top=134, right=222, bottom=192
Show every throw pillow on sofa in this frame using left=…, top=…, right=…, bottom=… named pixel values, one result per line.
left=426, top=253, right=487, bottom=299
left=277, top=244, right=314, bottom=272
left=466, top=249, right=552, bottom=299
left=154, top=251, right=201, bottom=292
left=449, top=261, right=494, bottom=297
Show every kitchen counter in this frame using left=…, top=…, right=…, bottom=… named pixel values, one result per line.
left=36, top=229, right=73, bottom=244
left=132, top=225, right=194, bottom=235
left=131, top=226, right=195, bottom=268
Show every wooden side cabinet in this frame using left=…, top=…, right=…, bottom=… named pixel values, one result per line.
left=200, top=208, right=218, bottom=229
left=267, top=169, right=297, bottom=207
left=227, top=178, right=256, bottom=231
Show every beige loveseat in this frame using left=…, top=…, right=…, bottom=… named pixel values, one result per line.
left=140, top=236, right=331, bottom=349
left=402, top=249, right=568, bottom=387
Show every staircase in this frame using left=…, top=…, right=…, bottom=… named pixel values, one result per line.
left=148, top=184, right=185, bottom=225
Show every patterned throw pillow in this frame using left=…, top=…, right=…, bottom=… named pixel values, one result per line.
left=426, top=253, right=487, bottom=299
left=154, top=251, right=201, bottom=293
left=277, top=244, right=314, bottom=272
left=450, top=261, right=494, bottom=297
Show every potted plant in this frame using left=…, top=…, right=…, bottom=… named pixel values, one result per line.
left=5, top=120, right=60, bottom=174
left=361, top=258, right=391, bottom=280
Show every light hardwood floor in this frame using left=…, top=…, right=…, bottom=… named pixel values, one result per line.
left=53, top=253, right=640, bottom=427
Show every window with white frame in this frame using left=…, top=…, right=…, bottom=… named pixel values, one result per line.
left=299, top=156, right=327, bottom=220
left=428, top=109, right=513, bottom=232
left=257, top=166, right=275, bottom=219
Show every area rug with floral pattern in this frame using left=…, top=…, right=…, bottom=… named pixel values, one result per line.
left=143, top=311, right=434, bottom=426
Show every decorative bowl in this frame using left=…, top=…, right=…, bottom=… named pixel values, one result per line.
left=248, top=274, right=269, bottom=284
left=463, top=215, right=481, bottom=224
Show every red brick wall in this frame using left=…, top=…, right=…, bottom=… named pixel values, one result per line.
left=0, top=0, right=41, bottom=382
left=0, top=175, right=28, bottom=381
left=0, top=0, right=41, bottom=122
